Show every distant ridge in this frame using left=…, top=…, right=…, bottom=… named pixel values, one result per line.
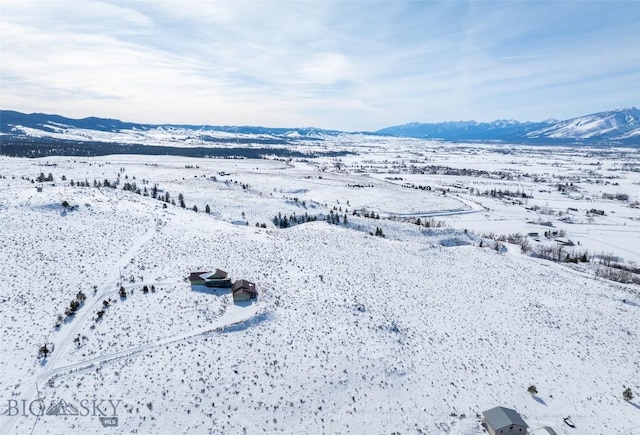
left=0, top=110, right=343, bottom=137
left=0, top=110, right=355, bottom=158
left=376, top=107, right=640, bottom=145
left=1, top=107, right=638, bottom=148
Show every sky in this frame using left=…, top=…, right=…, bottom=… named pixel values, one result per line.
left=1, top=1, right=639, bottom=131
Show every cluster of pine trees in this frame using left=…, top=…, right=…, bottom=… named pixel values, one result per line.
left=35, top=172, right=54, bottom=182
left=271, top=210, right=348, bottom=229
left=273, top=211, right=319, bottom=228
left=471, top=187, right=530, bottom=199
left=69, top=178, right=117, bottom=188
left=352, top=208, right=380, bottom=219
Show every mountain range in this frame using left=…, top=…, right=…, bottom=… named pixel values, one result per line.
left=376, top=107, right=640, bottom=144
left=1, top=107, right=638, bottom=150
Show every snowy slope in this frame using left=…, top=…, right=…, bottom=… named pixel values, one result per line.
left=1, top=154, right=639, bottom=434
left=0, top=110, right=340, bottom=149
left=3, top=109, right=640, bottom=150
left=526, top=107, right=640, bottom=140
left=376, top=119, right=551, bottom=141
left=377, top=108, right=640, bottom=144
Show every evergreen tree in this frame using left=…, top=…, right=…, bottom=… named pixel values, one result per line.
left=69, top=299, right=80, bottom=313
left=193, top=205, right=198, bottom=212
left=205, top=204, right=210, bottom=214
left=39, top=344, right=50, bottom=358
left=623, top=387, right=634, bottom=401
left=527, top=385, right=538, bottom=395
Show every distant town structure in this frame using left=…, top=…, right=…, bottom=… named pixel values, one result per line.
left=482, top=406, right=528, bottom=435
left=188, top=269, right=232, bottom=287
left=232, top=279, right=258, bottom=302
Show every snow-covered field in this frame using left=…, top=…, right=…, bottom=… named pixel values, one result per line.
left=0, top=139, right=639, bottom=434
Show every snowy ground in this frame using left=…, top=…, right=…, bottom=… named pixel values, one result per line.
left=0, top=140, right=639, bottom=434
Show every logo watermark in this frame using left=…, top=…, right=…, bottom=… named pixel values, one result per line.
left=5, top=398, right=120, bottom=427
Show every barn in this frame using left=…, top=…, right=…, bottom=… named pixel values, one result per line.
left=482, top=406, right=528, bottom=435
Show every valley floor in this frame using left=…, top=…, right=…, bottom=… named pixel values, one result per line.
left=0, top=150, right=639, bottom=434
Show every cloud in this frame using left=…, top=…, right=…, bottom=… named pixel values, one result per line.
left=1, top=0, right=638, bottom=130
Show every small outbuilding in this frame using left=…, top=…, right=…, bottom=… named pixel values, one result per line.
left=482, top=406, right=528, bottom=435
left=232, top=279, right=258, bottom=302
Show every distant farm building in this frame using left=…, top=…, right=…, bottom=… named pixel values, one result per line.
left=232, top=280, right=258, bottom=302
left=36, top=186, right=43, bottom=192
left=189, top=269, right=232, bottom=288
left=482, top=406, right=528, bottom=435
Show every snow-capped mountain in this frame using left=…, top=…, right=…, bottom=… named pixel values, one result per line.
left=1, top=108, right=639, bottom=151
left=377, top=108, right=639, bottom=144
left=0, top=110, right=343, bottom=146
left=376, top=119, right=552, bottom=141
left=526, top=107, right=640, bottom=140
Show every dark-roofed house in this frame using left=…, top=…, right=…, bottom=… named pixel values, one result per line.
left=232, top=279, right=258, bottom=302
left=189, top=269, right=232, bottom=288
left=482, top=406, right=528, bottom=435
left=189, top=271, right=209, bottom=286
